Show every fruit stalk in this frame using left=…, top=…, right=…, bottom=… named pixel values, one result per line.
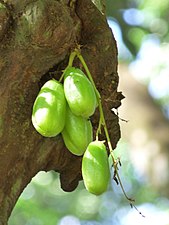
left=59, top=51, right=77, bottom=82
left=75, top=49, right=134, bottom=203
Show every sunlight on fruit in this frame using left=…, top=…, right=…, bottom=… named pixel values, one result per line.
left=39, top=92, right=55, bottom=104
left=34, top=108, right=48, bottom=122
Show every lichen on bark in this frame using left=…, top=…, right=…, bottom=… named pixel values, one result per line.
left=0, top=0, right=123, bottom=223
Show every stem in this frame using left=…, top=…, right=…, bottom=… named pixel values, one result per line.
left=76, top=50, right=134, bottom=203
left=116, top=172, right=135, bottom=202
left=59, top=51, right=76, bottom=82
left=95, top=112, right=102, bottom=140
left=68, top=51, right=77, bottom=67
left=76, top=52, right=99, bottom=97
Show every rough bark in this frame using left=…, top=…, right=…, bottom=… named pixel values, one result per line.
left=0, top=0, right=122, bottom=223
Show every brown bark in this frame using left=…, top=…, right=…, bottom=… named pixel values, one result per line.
left=0, top=0, right=122, bottom=223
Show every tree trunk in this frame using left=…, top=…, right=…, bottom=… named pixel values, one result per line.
left=0, top=0, right=122, bottom=223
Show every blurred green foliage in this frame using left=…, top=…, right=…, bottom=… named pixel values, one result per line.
left=106, top=0, right=169, bottom=57
left=106, top=0, right=169, bottom=117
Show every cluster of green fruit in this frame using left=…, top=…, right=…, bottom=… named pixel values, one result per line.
left=32, top=66, right=110, bottom=195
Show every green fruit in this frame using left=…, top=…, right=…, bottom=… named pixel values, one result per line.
left=82, top=141, right=110, bottom=195
left=64, top=67, right=97, bottom=118
left=62, top=106, right=93, bottom=156
left=32, top=79, right=66, bottom=137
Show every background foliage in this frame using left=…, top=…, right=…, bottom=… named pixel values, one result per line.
left=9, top=0, right=169, bottom=224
